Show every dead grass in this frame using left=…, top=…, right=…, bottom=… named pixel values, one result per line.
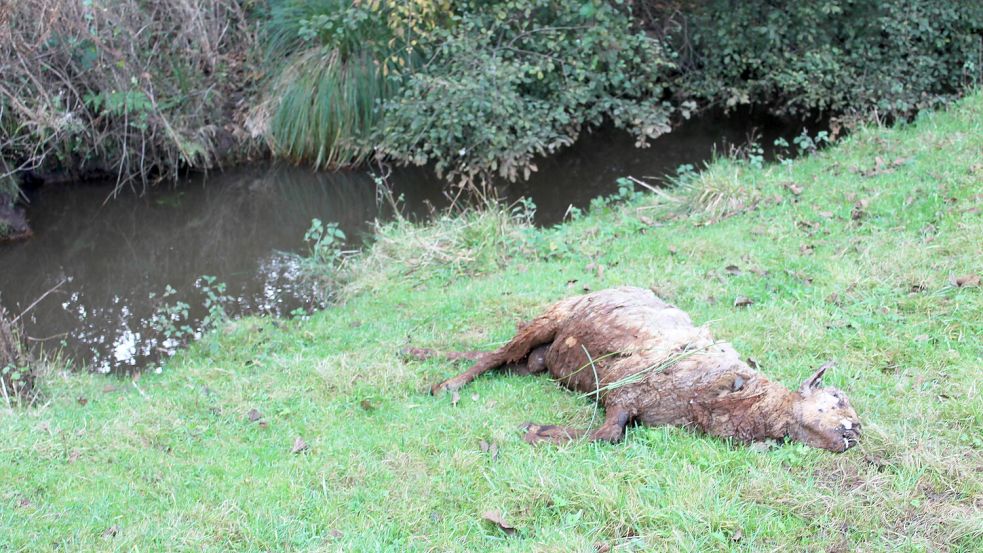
left=0, top=0, right=258, bottom=191
left=0, top=306, right=34, bottom=405
left=676, top=159, right=766, bottom=221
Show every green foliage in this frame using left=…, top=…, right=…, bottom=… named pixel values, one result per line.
left=196, top=276, right=232, bottom=331
left=149, top=285, right=194, bottom=344
left=375, top=0, right=678, bottom=188
left=303, top=218, right=347, bottom=269
left=289, top=218, right=351, bottom=299
left=671, top=0, right=983, bottom=122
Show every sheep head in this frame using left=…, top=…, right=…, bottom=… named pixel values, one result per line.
left=787, top=365, right=861, bottom=452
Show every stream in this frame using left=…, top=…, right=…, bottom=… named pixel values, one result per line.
left=0, top=108, right=819, bottom=373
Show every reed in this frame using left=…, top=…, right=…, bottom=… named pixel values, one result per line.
left=268, top=47, right=392, bottom=169
left=262, top=0, right=401, bottom=169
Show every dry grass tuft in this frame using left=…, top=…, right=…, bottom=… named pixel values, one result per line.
left=0, top=306, right=34, bottom=404
left=343, top=206, right=529, bottom=296
left=677, top=160, right=764, bottom=221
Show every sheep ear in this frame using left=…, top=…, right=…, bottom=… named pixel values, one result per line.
left=798, top=362, right=833, bottom=396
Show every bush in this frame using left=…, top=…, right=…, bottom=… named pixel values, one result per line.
left=374, top=0, right=679, bottom=189
left=0, top=0, right=257, bottom=191
left=662, top=0, right=983, bottom=123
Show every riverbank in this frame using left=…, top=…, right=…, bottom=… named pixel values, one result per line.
left=2, top=93, right=981, bottom=550
left=3, top=1, right=979, bottom=243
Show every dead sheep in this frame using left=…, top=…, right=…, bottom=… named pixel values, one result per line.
left=425, top=286, right=861, bottom=452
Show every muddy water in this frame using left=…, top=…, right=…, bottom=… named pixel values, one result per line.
left=0, top=109, right=816, bottom=373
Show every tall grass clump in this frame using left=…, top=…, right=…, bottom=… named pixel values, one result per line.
left=260, top=0, right=439, bottom=168
left=266, top=47, right=394, bottom=168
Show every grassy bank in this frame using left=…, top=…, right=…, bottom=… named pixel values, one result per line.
left=2, top=94, right=981, bottom=551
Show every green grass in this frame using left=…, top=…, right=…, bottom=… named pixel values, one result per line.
left=2, top=93, right=982, bottom=551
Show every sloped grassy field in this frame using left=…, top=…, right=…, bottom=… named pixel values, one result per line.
left=2, top=94, right=981, bottom=551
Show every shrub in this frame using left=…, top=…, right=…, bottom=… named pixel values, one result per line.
left=374, top=0, right=679, bottom=189
left=661, top=0, right=983, bottom=123
left=0, top=0, right=257, bottom=192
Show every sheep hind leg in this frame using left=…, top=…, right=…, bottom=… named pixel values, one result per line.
left=429, top=344, right=550, bottom=395
left=430, top=310, right=563, bottom=396
left=403, top=346, right=549, bottom=375
left=523, top=405, right=631, bottom=445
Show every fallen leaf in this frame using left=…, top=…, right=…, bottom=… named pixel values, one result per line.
left=638, top=215, right=655, bottom=226
left=951, top=274, right=980, bottom=288
left=851, top=199, right=869, bottom=221
left=594, top=542, right=611, bottom=553
left=800, top=244, right=815, bottom=255
left=77, top=396, right=88, bottom=406
left=359, top=399, right=376, bottom=411
left=102, top=525, right=119, bottom=539
left=451, top=390, right=461, bottom=406
left=786, top=269, right=813, bottom=285
left=330, top=529, right=343, bottom=539
left=258, top=420, right=269, bottom=429
left=785, top=183, right=803, bottom=195
left=796, top=220, right=820, bottom=235
left=482, top=510, right=516, bottom=535
left=246, top=408, right=263, bottom=422
left=733, top=296, right=754, bottom=308
left=68, top=450, right=81, bottom=464
left=291, top=437, right=309, bottom=454
left=479, top=440, right=500, bottom=461
left=825, top=292, right=842, bottom=306
left=17, top=498, right=31, bottom=508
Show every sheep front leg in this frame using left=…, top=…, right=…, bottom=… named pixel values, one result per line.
left=523, top=405, right=632, bottom=445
